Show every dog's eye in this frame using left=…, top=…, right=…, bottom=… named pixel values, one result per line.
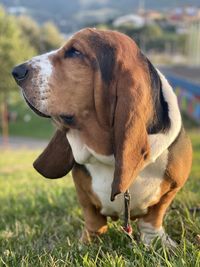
left=64, top=47, right=82, bottom=58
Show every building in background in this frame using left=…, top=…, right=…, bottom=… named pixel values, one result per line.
left=187, top=21, right=200, bottom=66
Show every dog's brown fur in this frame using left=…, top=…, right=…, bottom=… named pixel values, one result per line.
left=13, top=28, right=192, bottom=244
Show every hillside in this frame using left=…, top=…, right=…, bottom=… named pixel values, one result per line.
left=1, top=0, right=200, bottom=32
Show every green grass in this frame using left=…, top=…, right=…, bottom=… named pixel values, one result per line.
left=9, top=101, right=54, bottom=139
left=0, top=131, right=200, bottom=267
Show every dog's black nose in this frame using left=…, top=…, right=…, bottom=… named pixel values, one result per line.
left=12, top=63, right=29, bottom=83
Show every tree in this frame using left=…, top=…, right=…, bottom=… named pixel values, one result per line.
left=0, top=7, right=35, bottom=146
left=18, top=17, right=64, bottom=53
left=40, top=21, right=64, bottom=52
left=17, top=15, right=41, bottom=52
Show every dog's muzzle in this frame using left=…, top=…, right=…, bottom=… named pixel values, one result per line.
left=23, top=94, right=50, bottom=118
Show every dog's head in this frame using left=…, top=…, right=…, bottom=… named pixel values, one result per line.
left=12, top=28, right=167, bottom=200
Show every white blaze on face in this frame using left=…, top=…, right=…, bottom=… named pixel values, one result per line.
left=30, top=50, right=57, bottom=112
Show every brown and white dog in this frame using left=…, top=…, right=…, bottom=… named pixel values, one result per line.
left=12, top=28, right=192, bottom=247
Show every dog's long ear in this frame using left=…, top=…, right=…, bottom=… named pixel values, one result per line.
left=111, top=66, right=150, bottom=200
left=88, top=30, right=117, bottom=129
left=92, top=31, right=151, bottom=200
left=33, top=129, right=74, bottom=178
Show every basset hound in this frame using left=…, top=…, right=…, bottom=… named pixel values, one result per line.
left=12, top=28, right=192, bottom=247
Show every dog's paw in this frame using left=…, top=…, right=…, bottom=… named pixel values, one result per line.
left=80, top=229, right=92, bottom=244
left=138, top=220, right=177, bottom=249
left=158, top=233, right=177, bottom=248
left=140, top=230, right=177, bottom=248
left=80, top=225, right=108, bottom=244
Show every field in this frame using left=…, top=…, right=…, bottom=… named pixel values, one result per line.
left=0, top=119, right=200, bottom=266
left=9, top=102, right=54, bottom=139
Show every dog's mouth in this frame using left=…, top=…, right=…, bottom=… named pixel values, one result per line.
left=23, top=94, right=50, bottom=118
left=22, top=93, right=75, bottom=126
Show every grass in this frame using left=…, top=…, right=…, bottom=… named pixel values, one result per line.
left=0, top=130, right=200, bottom=267
left=9, top=101, right=54, bottom=139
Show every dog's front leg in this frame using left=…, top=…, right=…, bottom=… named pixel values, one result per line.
left=72, top=164, right=107, bottom=243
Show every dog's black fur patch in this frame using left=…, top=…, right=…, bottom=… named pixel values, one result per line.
left=89, top=34, right=116, bottom=85
left=142, top=55, right=171, bottom=134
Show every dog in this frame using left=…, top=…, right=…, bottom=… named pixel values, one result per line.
left=12, top=28, right=192, bottom=247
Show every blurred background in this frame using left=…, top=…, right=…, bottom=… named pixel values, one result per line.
left=0, top=0, right=199, bottom=146
left=0, top=1, right=199, bottom=265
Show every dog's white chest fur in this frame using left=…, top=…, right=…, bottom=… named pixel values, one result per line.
left=86, top=151, right=168, bottom=217
left=67, top=130, right=168, bottom=217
